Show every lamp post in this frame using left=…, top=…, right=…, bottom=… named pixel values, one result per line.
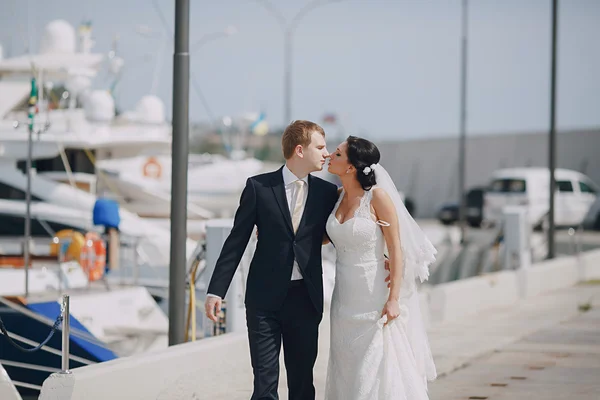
left=191, top=26, right=237, bottom=52
left=254, top=0, right=344, bottom=124
left=189, top=26, right=237, bottom=124
left=169, top=0, right=190, bottom=347
left=547, top=0, right=559, bottom=259
left=458, top=0, right=469, bottom=245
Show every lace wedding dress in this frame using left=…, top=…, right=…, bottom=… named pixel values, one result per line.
left=324, top=188, right=436, bottom=400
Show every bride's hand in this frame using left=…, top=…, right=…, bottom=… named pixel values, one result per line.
left=381, top=299, right=401, bottom=326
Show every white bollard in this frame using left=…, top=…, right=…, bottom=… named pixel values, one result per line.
left=502, top=206, right=532, bottom=271
left=503, top=206, right=532, bottom=298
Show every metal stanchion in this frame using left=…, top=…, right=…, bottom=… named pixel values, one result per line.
left=60, top=294, right=71, bottom=374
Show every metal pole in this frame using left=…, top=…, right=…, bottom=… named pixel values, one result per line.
left=458, top=0, right=469, bottom=244
left=284, top=30, right=292, bottom=124
left=254, top=0, right=341, bottom=126
left=61, top=294, right=71, bottom=374
left=24, top=77, right=37, bottom=297
left=547, top=0, right=558, bottom=259
left=169, top=0, right=190, bottom=346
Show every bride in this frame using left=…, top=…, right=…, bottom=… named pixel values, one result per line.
left=324, top=136, right=437, bottom=399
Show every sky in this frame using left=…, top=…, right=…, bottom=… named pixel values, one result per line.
left=1, top=0, right=599, bottom=140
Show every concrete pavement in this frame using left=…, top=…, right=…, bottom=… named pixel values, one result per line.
left=260, top=282, right=600, bottom=399
left=429, top=297, right=600, bottom=399
left=38, top=278, right=600, bottom=400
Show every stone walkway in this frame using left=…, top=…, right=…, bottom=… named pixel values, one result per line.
left=37, top=281, right=600, bottom=400
left=190, top=282, right=600, bottom=399
left=312, top=282, right=600, bottom=400
left=429, top=305, right=600, bottom=399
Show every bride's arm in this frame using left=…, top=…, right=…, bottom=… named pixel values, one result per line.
left=372, top=188, right=403, bottom=322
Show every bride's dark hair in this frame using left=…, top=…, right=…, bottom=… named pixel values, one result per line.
left=346, top=136, right=381, bottom=191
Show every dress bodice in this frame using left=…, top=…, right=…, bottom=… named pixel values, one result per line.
left=325, top=189, right=386, bottom=266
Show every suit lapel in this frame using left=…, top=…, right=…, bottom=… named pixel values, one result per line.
left=296, top=174, right=317, bottom=234
left=271, top=168, right=294, bottom=234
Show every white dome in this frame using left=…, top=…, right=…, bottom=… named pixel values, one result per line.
left=84, top=90, right=115, bottom=122
left=40, top=20, right=76, bottom=54
left=135, top=95, right=165, bottom=124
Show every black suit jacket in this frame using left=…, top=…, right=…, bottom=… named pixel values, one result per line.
left=207, top=167, right=339, bottom=313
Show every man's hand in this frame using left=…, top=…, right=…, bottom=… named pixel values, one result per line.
left=205, top=296, right=222, bottom=323
left=384, top=258, right=391, bottom=288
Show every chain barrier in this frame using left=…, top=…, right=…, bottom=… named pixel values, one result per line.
left=0, top=299, right=65, bottom=353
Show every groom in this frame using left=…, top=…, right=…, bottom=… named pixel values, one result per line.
left=205, top=120, right=339, bottom=400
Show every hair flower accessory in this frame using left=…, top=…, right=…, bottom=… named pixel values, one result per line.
left=362, top=164, right=377, bottom=175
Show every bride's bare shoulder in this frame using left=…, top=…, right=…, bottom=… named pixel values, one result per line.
left=371, top=187, right=394, bottom=209
left=371, top=187, right=389, bottom=199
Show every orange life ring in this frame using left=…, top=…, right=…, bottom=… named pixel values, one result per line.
left=50, top=229, right=85, bottom=261
left=79, top=232, right=106, bottom=281
left=142, top=157, right=162, bottom=179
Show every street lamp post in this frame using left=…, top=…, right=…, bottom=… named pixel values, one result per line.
left=159, top=0, right=236, bottom=345
left=458, top=0, right=469, bottom=245
left=254, top=0, right=344, bottom=124
left=189, top=26, right=237, bottom=125
left=547, top=0, right=559, bottom=259
left=169, top=0, right=190, bottom=347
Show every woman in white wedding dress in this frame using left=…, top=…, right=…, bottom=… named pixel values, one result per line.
left=324, top=136, right=437, bottom=400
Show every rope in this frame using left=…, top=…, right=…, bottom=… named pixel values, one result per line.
left=0, top=313, right=63, bottom=353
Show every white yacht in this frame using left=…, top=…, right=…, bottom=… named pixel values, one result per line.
left=0, top=19, right=202, bottom=263
left=0, top=19, right=280, bottom=244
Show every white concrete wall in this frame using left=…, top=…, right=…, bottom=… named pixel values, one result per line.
left=38, top=248, right=600, bottom=400
left=429, top=270, right=519, bottom=322
left=428, top=248, right=600, bottom=323
left=520, top=256, right=579, bottom=298
left=580, top=248, right=600, bottom=281
left=39, top=332, right=250, bottom=400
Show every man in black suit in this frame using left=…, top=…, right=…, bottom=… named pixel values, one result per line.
left=205, top=120, right=339, bottom=400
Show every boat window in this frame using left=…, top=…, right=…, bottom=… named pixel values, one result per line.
left=0, top=213, right=81, bottom=237
left=17, top=149, right=95, bottom=174
left=0, top=182, right=42, bottom=201
left=556, top=180, right=574, bottom=192
left=579, top=181, right=597, bottom=194
left=489, top=179, right=526, bottom=193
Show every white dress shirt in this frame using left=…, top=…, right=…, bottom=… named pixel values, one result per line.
left=206, top=166, right=307, bottom=301
left=282, top=165, right=308, bottom=281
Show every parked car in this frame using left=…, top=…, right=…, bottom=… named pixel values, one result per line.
left=483, top=168, right=598, bottom=229
left=437, top=202, right=458, bottom=225
left=582, top=196, right=600, bottom=231
left=465, top=186, right=487, bottom=227
left=436, top=187, right=487, bottom=227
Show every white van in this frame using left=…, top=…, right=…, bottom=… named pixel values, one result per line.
left=483, top=168, right=598, bottom=228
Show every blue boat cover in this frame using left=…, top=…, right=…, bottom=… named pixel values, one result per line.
left=27, top=301, right=117, bottom=362
left=93, top=198, right=121, bottom=229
